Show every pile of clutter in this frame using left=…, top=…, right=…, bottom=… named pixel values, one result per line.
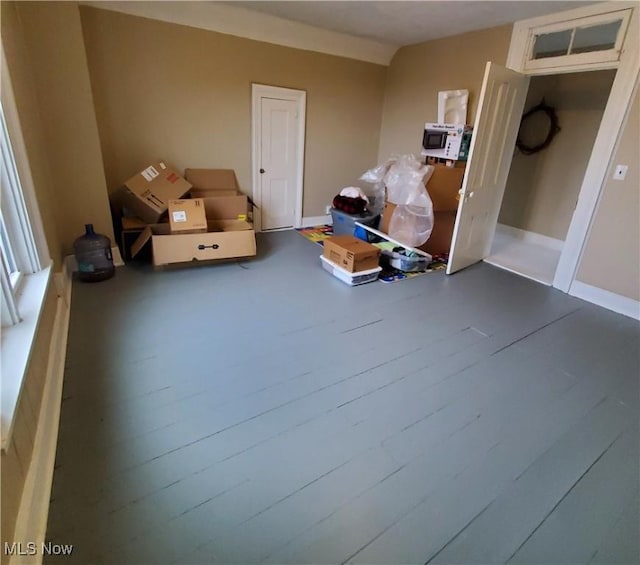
left=111, top=162, right=256, bottom=268
left=321, top=152, right=465, bottom=283
left=360, top=154, right=435, bottom=249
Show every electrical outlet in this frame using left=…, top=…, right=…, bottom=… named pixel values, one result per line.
left=613, top=164, right=628, bottom=181
left=325, top=205, right=332, bottom=214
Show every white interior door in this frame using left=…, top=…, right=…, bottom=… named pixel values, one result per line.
left=259, top=97, right=299, bottom=230
left=447, top=62, right=530, bottom=274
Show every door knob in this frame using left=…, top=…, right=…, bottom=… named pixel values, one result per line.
left=259, top=168, right=265, bottom=174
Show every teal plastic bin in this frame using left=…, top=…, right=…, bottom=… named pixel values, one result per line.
left=330, top=208, right=380, bottom=237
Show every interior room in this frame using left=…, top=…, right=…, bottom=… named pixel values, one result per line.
left=1, top=2, right=638, bottom=564
left=487, top=69, right=616, bottom=285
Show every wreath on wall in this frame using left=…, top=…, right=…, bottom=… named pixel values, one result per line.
left=516, top=99, right=561, bottom=155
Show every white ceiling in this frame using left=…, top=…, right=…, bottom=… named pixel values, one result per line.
left=227, top=1, right=595, bottom=47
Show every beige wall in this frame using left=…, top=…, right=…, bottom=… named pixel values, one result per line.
left=11, top=1, right=114, bottom=255
left=0, top=284, right=57, bottom=552
left=499, top=70, right=615, bottom=240
left=1, top=4, right=63, bottom=549
left=79, top=6, right=387, bottom=218
left=377, top=25, right=512, bottom=160
left=576, top=86, right=640, bottom=301
left=1, top=1, right=62, bottom=266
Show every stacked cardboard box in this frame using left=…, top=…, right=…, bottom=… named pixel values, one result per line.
left=322, top=236, right=381, bottom=272
left=320, top=235, right=382, bottom=285
left=112, top=161, right=256, bottom=267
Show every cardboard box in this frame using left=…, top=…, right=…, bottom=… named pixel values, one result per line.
left=201, top=195, right=249, bottom=222
left=168, top=199, right=207, bottom=234
left=421, top=123, right=473, bottom=161
left=117, top=161, right=192, bottom=224
left=421, top=211, right=457, bottom=255
left=185, top=168, right=253, bottom=222
left=381, top=203, right=457, bottom=255
left=131, top=220, right=256, bottom=267
left=121, top=216, right=148, bottom=230
left=322, top=235, right=380, bottom=273
left=426, top=163, right=466, bottom=212
left=131, top=191, right=257, bottom=267
left=379, top=162, right=465, bottom=254
left=185, top=168, right=239, bottom=198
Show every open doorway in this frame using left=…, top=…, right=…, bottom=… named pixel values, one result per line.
left=485, top=69, right=616, bottom=285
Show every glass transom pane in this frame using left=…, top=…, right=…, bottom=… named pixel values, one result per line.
left=532, top=30, right=572, bottom=59
left=571, top=20, right=622, bottom=54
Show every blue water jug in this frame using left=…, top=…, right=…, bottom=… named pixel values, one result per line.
left=73, top=224, right=115, bottom=282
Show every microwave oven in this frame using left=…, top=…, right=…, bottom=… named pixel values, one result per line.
left=421, top=122, right=472, bottom=161
left=423, top=129, right=448, bottom=150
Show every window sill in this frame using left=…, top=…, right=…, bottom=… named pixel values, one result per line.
left=1, top=265, right=52, bottom=452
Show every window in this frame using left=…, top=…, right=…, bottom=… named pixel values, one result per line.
left=531, top=21, right=623, bottom=60
left=523, top=9, right=632, bottom=72
left=508, top=5, right=635, bottom=75
left=0, top=102, right=45, bottom=327
left=0, top=57, right=52, bottom=449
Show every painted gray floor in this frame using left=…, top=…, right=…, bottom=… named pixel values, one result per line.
left=46, top=230, right=639, bottom=565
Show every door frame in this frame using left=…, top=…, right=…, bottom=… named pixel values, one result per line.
left=506, top=2, right=639, bottom=293
left=251, top=84, right=306, bottom=232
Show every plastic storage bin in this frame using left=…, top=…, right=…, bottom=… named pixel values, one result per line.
left=386, top=251, right=431, bottom=272
left=330, top=208, right=380, bottom=237
left=320, top=255, right=381, bottom=286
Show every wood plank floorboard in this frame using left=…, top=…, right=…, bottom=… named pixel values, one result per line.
left=45, top=230, right=639, bottom=564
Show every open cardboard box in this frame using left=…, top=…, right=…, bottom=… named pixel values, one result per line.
left=131, top=194, right=256, bottom=267
left=185, top=168, right=240, bottom=198
left=185, top=168, right=253, bottom=222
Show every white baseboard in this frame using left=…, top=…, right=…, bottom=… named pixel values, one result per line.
left=54, top=258, right=72, bottom=308
left=299, top=215, right=332, bottom=228
left=112, top=246, right=124, bottom=267
left=10, top=269, right=72, bottom=565
left=570, top=280, right=640, bottom=320
left=496, top=223, right=564, bottom=251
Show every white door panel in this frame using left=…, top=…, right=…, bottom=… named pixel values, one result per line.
left=447, top=62, right=530, bottom=274
left=260, top=97, right=298, bottom=230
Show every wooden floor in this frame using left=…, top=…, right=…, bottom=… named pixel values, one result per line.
left=46, top=230, right=639, bottom=565
left=485, top=224, right=562, bottom=286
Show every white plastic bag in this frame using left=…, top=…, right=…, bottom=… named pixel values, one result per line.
left=359, top=159, right=394, bottom=215
left=388, top=204, right=434, bottom=247
left=384, top=155, right=429, bottom=205
left=384, top=155, right=434, bottom=247
left=359, top=154, right=435, bottom=246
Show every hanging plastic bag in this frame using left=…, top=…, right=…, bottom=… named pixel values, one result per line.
left=384, top=155, right=429, bottom=205
left=359, top=154, right=435, bottom=246
left=359, top=158, right=394, bottom=215
left=388, top=203, right=434, bottom=247
left=383, top=155, right=435, bottom=247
